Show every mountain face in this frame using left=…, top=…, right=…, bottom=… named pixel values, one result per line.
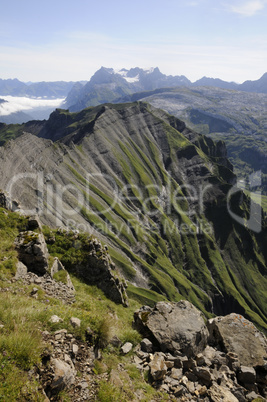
left=64, top=67, right=192, bottom=111
left=192, top=77, right=239, bottom=90
left=124, top=86, right=267, bottom=195
left=0, top=102, right=266, bottom=332
left=0, top=79, right=77, bottom=98
left=239, top=72, right=267, bottom=94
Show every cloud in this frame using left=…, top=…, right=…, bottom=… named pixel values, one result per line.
left=228, top=0, right=267, bottom=16
left=0, top=96, right=63, bottom=116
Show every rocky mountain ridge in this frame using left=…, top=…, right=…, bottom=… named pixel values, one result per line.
left=0, top=102, right=266, bottom=333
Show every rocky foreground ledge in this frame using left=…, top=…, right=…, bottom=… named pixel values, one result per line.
left=132, top=301, right=267, bottom=401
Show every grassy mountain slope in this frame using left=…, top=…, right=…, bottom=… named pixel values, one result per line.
left=0, top=207, right=168, bottom=401
left=122, top=87, right=267, bottom=195
left=0, top=102, right=266, bottom=332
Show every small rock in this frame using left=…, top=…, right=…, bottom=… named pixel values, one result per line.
left=121, top=342, right=133, bottom=354
left=173, top=385, right=186, bottom=397
left=160, top=384, right=169, bottom=392
left=70, top=317, right=81, bottom=328
left=50, top=358, right=76, bottom=392
left=170, top=368, right=183, bottom=380
left=50, top=315, right=63, bottom=323
left=140, top=338, right=153, bottom=353
left=133, top=355, right=143, bottom=365
left=195, top=384, right=207, bottom=396
left=149, top=352, right=167, bottom=380
left=165, top=360, right=174, bottom=369
left=31, top=287, right=38, bottom=295
left=238, top=366, right=256, bottom=384
left=196, top=353, right=205, bottom=366
left=72, top=344, right=79, bottom=355
left=186, top=380, right=195, bottom=394
left=194, top=367, right=213, bottom=384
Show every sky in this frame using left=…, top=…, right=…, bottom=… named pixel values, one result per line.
left=0, top=0, right=267, bottom=84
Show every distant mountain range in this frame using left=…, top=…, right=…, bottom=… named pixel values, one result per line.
left=0, top=79, right=76, bottom=98
left=64, top=68, right=267, bottom=111
left=1, top=68, right=267, bottom=105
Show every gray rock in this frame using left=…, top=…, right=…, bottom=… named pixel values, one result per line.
left=207, top=383, right=239, bottom=402
left=15, top=231, right=49, bottom=275
left=238, top=366, right=256, bottom=384
left=70, top=317, right=81, bottom=328
left=170, top=367, right=183, bottom=380
left=50, top=315, right=63, bottom=323
left=194, top=367, right=213, bottom=384
left=121, top=342, right=133, bottom=354
left=50, top=358, right=76, bottom=392
left=134, top=300, right=208, bottom=357
left=207, top=313, right=267, bottom=367
left=140, top=338, right=153, bottom=353
left=149, top=352, right=167, bottom=380
left=72, top=344, right=79, bottom=355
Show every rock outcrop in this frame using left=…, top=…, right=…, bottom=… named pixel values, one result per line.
left=15, top=231, right=49, bottom=275
left=72, top=237, right=128, bottom=307
left=0, top=191, right=20, bottom=211
left=14, top=221, right=128, bottom=306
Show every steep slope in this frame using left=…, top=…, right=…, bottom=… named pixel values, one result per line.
left=0, top=103, right=266, bottom=331
left=124, top=86, right=267, bottom=195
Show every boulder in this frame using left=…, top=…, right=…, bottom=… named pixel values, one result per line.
left=15, top=231, right=49, bottom=275
left=50, top=358, right=76, bottom=392
left=238, top=366, right=256, bottom=384
left=134, top=301, right=209, bottom=357
left=149, top=352, right=167, bottom=380
left=207, top=383, right=239, bottom=402
left=207, top=313, right=267, bottom=367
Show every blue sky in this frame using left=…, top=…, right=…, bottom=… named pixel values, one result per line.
left=1, top=0, right=266, bottom=83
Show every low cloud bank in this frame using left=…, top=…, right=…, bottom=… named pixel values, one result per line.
left=0, top=96, right=64, bottom=116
